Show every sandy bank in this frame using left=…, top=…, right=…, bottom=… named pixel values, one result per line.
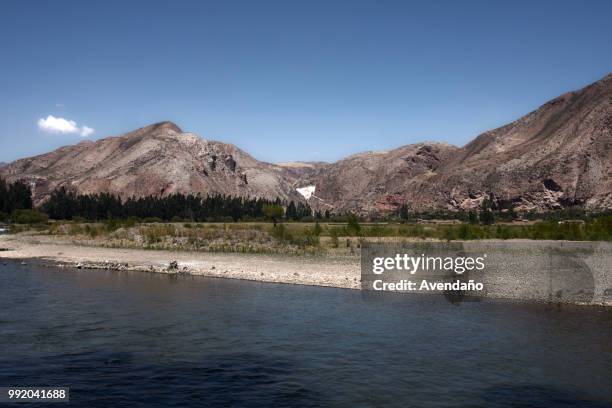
left=0, top=234, right=361, bottom=289
left=2, top=234, right=611, bottom=307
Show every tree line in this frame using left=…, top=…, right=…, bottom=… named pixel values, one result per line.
left=0, top=176, right=607, bottom=225
left=41, top=187, right=316, bottom=222
left=0, top=178, right=316, bottom=223
left=0, top=178, right=33, bottom=217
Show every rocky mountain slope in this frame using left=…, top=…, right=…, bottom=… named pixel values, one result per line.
left=420, top=72, right=612, bottom=212
left=291, top=73, right=612, bottom=214
left=1, top=73, right=610, bottom=214
left=287, top=143, right=459, bottom=214
left=0, top=122, right=304, bottom=206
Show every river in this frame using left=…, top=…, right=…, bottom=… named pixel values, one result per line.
left=1, top=261, right=611, bottom=407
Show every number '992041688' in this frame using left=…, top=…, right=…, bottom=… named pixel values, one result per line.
left=0, top=387, right=69, bottom=402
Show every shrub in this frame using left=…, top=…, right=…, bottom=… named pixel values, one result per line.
left=457, top=224, right=469, bottom=240
left=313, top=221, right=322, bottom=236
left=141, top=225, right=177, bottom=245
left=104, top=218, right=121, bottom=232
left=441, top=226, right=456, bottom=241
left=364, top=224, right=393, bottom=237
left=270, top=224, right=289, bottom=241
left=468, top=211, right=478, bottom=224
left=124, top=217, right=139, bottom=228
left=263, top=204, right=284, bottom=226
left=346, top=213, right=361, bottom=236
left=294, top=230, right=320, bottom=247
left=10, top=209, right=48, bottom=224
left=480, top=210, right=494, bottom=225
left=330, top=229, right=339, bottom=248
left=85, top=224, right=103, bottom=238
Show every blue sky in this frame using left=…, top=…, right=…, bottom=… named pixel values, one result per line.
left=1, top=0, right=611, bottom=164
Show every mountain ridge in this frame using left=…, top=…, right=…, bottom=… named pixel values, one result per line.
left=1, top=73, right=611, bottom=214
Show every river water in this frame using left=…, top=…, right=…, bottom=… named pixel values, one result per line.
left=1, top=261, right=611, bottom=407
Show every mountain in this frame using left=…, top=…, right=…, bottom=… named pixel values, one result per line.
left=421, top=72, right=612, bottom=212
left=292, top=73, right=612, bottom=214
left=0, top=122, right=304, bottom=206
left=288, top=143, right=459, bottom=214
left=1, top=73, right=611, bottom=214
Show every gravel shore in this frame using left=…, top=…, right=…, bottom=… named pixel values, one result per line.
left=3, top=234, right=611, bottom=307
left=0, top=233, right=361, bottom=289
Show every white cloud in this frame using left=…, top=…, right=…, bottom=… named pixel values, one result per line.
left=37, top=115, right=94, bottom=137
left=80, top=126, right=94, bottom=137
left=38, top=115, right=78, bottom=134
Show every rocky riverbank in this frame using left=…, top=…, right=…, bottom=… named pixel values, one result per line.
left=2, top=233, right=611, bottom=306
left=0, top=233, right=361, bottom=289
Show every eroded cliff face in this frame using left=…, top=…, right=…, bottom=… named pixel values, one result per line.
left=1, top=74, right=611, bottom=214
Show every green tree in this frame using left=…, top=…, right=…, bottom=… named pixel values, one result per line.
left=468, top=211, right=478, bottom=224
left=480, top=210, right=495, bottom=225
left=313, top=221, right=322, bottom=236
left=398, top=204, right=409, bottom=221
left=286, top=201, right=297, bottom=220
left=480, top=196, right=494, bottom=225
left=0, top=178, right=33, bottom=214
left=507, top=206, right=516, bottom=221
left=346, top=213, right=361, bottom=235
left=263, top=204, right=284, bottom=226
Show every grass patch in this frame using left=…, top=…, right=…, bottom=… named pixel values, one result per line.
left=25, top=215, right=611, bottom=256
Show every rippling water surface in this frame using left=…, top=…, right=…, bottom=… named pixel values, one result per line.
left=1, top=261, right=611, bottom=407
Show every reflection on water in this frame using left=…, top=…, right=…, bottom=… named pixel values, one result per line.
left=1, top=261, right=611, bottom=407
